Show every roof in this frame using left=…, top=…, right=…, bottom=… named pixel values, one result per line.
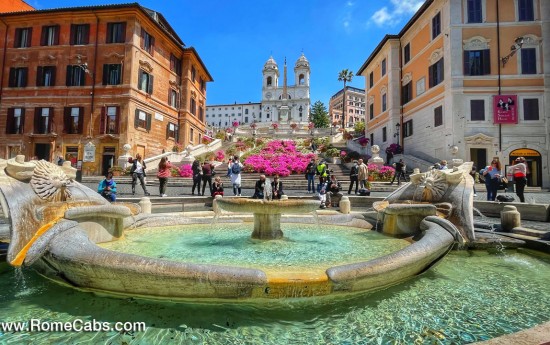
left=183, top=47, right=214, bottom=82
left=0, top=3, right=185, bottom=47
left=356, top=0, right=434, bottom=75
left=206, top=102, right=261, bottom=108
left=330, top=86, right=365, bottom=99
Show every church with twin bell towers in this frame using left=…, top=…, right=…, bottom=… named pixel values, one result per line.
left=261, top=53, right=310, bottom=123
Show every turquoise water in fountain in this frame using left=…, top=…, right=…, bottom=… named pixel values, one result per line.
left=1, top=246, right=550, bottom=343
left=100, top=224, right=409, bottom=270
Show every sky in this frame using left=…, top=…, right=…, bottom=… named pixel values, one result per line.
left=29, top=0, right=425, bottom=106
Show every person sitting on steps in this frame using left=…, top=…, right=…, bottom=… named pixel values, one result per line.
left=98, top=172, right=117, bottom=202
left=252, top=174, right=267, bottom=199
left=271, top=175, right=284, bottom=199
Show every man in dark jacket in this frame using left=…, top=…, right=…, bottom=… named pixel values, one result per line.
left=305, top=159, right=316, bottom=193
left=348, top=160, right=359, bottom=194
left=390, top=159, right=407, bottom=186
left=271, top=175, right=284, bottom=199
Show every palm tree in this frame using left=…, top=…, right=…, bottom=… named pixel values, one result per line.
left=338, top=69, right=354, bottom=129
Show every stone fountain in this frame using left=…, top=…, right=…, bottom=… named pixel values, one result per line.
left=0, top=157, right=469, bottom=300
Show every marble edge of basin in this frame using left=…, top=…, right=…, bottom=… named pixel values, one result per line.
left=31, top=215, right=458, bottom=300
left=215, top=198, right=321, bottom=214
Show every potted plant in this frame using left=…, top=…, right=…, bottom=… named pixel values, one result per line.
left=324, top=147, right=341, bottom=164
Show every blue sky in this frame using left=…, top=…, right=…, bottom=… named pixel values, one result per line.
left=29, top=0, right=425, bottom=106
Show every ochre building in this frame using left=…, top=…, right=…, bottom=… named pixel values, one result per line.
left=0, top=3, right=212, bottom=175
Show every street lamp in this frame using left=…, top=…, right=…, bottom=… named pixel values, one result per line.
left=501, top=37, right=524, bottom=67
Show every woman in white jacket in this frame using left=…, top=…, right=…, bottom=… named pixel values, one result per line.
left=228, top=156, right=243, bottom=196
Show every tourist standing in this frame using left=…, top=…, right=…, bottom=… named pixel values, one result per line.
left=130, top=153, right=150, bottom=196
left=508, top=157, right=527, bottom=202
left=305, top=159, right=317, bottom=194
left=229, top=156, right=243, bottom=196
left=271, top=175, right=284, bottom=199
left=358, top=159, right=368, bottom=189
left=157, top=157, right=172, bottom=197
left=201, top=160, right=214, bottom=196
left=316, top=160, right=328, bottom=192
left=191, top=159, right=202, bottom=195
left=348, top=160, right=359, bottom=195
left=480, top=160, right=501, bottom=201
left=98, top=172, right=117, bottom=202
left=211, top=176, right=224, bottom=197
left=390, top=159, right=407, bottom=186
left=318, top=177, right=328, bottom=209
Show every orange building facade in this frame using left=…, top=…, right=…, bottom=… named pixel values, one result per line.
left=0, top=0, right=34, bottom=13
left=328, top=86, right=365, bottom=128
left=358, top=0, right=549, bottom=188
left=0, top=4, right=212, bottom=175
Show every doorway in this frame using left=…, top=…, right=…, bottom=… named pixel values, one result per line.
left=509, top=148, right=542, bottom=187
left=102, top=146, right=116, bottom=176
left=34, top=143, right=51, bottom=161
left=470, top=148, right=487, bottom=171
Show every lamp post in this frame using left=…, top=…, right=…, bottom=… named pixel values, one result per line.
left=501, top=37, right=524, bottom=67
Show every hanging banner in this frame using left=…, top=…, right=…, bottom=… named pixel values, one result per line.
left=493, top=95, right=518, bottom=124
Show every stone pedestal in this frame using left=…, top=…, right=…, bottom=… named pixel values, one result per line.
left=339, top=196, right=350, bottom=214
left=139, top=197, right=152, bottom=214
left=252, top=213, right=283, bottom=240
left=501, top=205, right=521, bottom=232
left=367, top=144, right=384, bottom=169
left=118, top=143, right=132, bottom=170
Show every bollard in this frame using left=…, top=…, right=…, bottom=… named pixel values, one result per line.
left=339, top=196, right=351, bottom=214
left=500, top=205, right=521, bottom=232
left=213, top=195, right=223, bottom=213
left=138, top=197, right=152, bottom=214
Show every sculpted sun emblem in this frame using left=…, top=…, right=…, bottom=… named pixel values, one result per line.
left=415, top=170, right=448, bottom=202
left=30, top=160, right=72, bottom=201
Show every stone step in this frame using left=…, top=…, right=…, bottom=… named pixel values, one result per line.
left=511, top=227, right=550, bottom=239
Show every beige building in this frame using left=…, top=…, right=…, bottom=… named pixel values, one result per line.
left=329, top=86, right=365, bottom=127
left=357, top=0, right=549, bottom=188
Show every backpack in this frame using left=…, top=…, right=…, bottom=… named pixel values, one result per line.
left=496, top=195, right=514, bottom=202
left=231, top=163, right=241, bottom=174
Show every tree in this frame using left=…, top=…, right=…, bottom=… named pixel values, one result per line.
left=353, top=120, right=365, bottom=134
left=338, top=69, right=354, bottom=129
left=310, top=100, right=330, bottom=128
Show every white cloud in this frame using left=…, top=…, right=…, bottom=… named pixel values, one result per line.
left=370, top=0, right=425, bottom=27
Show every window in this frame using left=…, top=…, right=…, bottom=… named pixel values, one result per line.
left=382, top=127, right=387, bottom=142
left=190, top=128, right=194, bottom=142
left=8, top=67, right=28, bottom=87
left=106, top=22, right=126, bottom=43
left=14, top=28, right=32, bottom=48
left=190, top=98, right=196, bottom=115
left=369, top=103, right=374, bottom=120
left=518, top=0, right=534, bottom=21
left=138, top=69, right=154, bottom=94
left=102, top=106, right=119, bottom=134
left=36, top=66, right=56, bottom=87
left=434, top=106, right=443, bottom=127
left=41, top=25, right=59, bottom=46
left=381, top=58, right=386, bottom=76
left=6, top=108, right=25, bottom=134
left=70, top=24, right=90, bottom=45
left=170, top=54, right=182, bottom=76
left=404, top=43, right=411, bottom=64
left=382, top=93, right=387, bottom=112
left=66, top=65, right=86, bottom=86
left=102, top=64, right=122, bottom=85
left=167, top=122, right=178, bottom=139
left=523, top=98, right=539, bottom=120
left=402, top=82, right=412, bottom=104
left=521, top=48, right=537, bottom=74
left=245, top=109, right=249, bottom=114
left=464, top=50, right=490, bottom=75
left=199, top=107, right=204, bottom=121
left=432, top=12, right=441, bottom=39
left=34, top=107, right=52, bottom=134
left=369, top=72, right=374, bottom=88
left=403, top=120, right=413, bottom=138
left=169, top=89, right=179, bottom=108
left=191, top=66, right=196, bottom=82
left=370, top=133, right=374, bottom=145
left=470, top=100, right=485, bottom=121
left=134, top=109, right=151, bottom=131
left=200, top=77, right=206, bottom=92
left=64, top=107, right=83, bottom=134
left=267, top=76, right=272, bottom=86
left=429, top=58, right=444, bottom=87
left=140, top=29, right=155, bottom=55
left=299, top=74, right=305, bottom=85
left=467, top=0, right=482, bottom=23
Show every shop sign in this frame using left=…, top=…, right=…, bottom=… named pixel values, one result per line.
left=510, top=148, right=540, bottom=157
left=83, top=142, right=96, bottom=162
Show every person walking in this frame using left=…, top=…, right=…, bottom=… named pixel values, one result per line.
left=348, top=160, right=359, bottom=195
left=358, top=159, right=368, bottom=189
left=305, top=158, right=317, bottom=194
left=98, top=172, right=117, bottom=202
left=157, top=157, right=172, bottom=197
left=201, top=160, right=214, bottom=196
left=229, top=156, right=243, bottom=196
left=130, top=153, right=150, bottom=196
left=480, top=160, right=502, bottom=201
left=211, top=176, right=224, bottom=197
left=508, top=157, right=527, bottom=202
left=191, top=159, right=202, bottom=195
left=271, top=175, right=284, bottom=199
left=390, top=159, right=407, bottom=186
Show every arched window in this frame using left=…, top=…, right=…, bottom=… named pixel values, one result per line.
left=299, top=74, right=305, bottom=85
left=267, top=76, right=272, bottom=86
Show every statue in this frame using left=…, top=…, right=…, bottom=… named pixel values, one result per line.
left=368, top=145, right=385, bottom=168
